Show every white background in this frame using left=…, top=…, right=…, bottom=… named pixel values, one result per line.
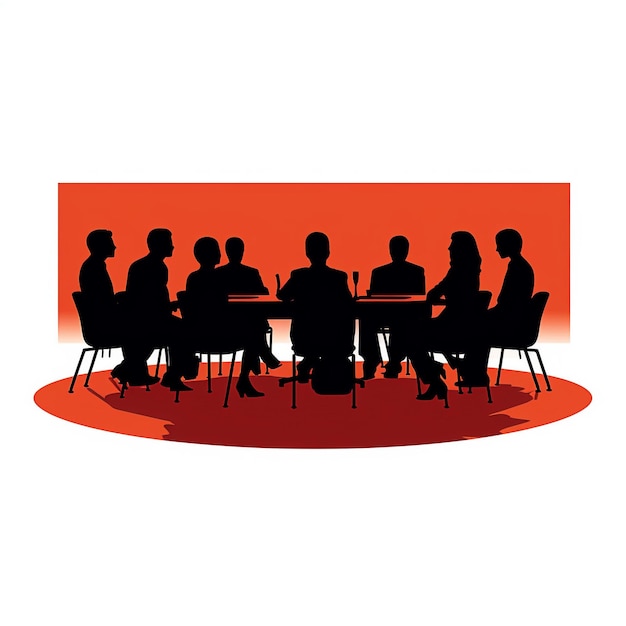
left=1, top=2, right=624, bottom=624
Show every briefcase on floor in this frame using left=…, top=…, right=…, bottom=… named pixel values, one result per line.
left=311, top=357, right=353, bottom=395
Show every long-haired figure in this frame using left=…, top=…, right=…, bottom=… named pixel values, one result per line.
left=408, top=231, right=484, bottom=404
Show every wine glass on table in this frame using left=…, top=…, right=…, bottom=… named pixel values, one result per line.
left=275, top=273, right=281, bottom=297
left=352, top=271, right=359, bottom=299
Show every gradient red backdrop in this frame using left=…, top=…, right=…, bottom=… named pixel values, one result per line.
left=58, top=183, right=569, bottom=341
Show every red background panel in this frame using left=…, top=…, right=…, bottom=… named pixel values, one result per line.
left=58, top=183, right=569, bottom=341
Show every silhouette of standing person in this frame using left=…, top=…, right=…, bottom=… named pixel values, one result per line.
left=407, top=231, right=484, bottom=405
left=125, top=228, right=197, bottom=392
left=78, top=229, right=154, bottom=384
left=184, top=237, right=280, bottom=398
left=215, top=237, right=270, bottom=294
left=360, top=235, right=426, bottom=379
left=277, top=232, right=354, bottom=382
left=457, top=228, right=535, bottom=383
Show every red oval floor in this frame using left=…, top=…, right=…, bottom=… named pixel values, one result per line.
left=34, top=363, right=591, bottom=448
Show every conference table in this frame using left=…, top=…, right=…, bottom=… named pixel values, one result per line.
left=226, top=294, right=438, bottom=321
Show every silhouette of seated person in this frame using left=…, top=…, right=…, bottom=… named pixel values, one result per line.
left=215, top=237, right=270, bottom=295
left=276, top=231, right=354, bottom=382
left=124, top=228, right=197, bottom=392
left=457, top=228, right=535, bottom=382
left=407, top=231, right=485, bottom=403
left=360, top=235, right=426, bottom=379
left=184, top=237, right=280, bottom=398
left=216, top=235, right=273, bottom=352
left=78, top=229, right=150, bottom=384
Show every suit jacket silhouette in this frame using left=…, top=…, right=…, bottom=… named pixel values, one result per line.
left=184, top=267, right=229, bottom=329
left=494, top=256, right=534, bottom=314
left=215, top=263, right=269, bottom=295
left=369, top=261, right=425, bottom=295
left=277, top=266, right=354, bottom=357
left=79, top=257, right=116, bottom=315
left=126, top=255, right=171, bottom=322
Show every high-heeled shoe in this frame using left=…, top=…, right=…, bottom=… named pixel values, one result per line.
left=417, top=378, right=449, bottom=408
left=236, top=377, right=265, bottom=398
left=261, top=351, right=282, bottom=370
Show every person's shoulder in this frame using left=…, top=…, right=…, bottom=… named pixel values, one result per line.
left=406, top=261, right=424, bottom=270
left=328, top=267, right=348, bottom=280
left=129, top=255, right=150, bottom=271
left=372, top=262, right=393, bottom=274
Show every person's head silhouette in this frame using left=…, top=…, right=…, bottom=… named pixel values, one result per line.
left=225, top=237, right=245, bottom=264
left=495, top=229, right=523, bottom=258
left=448, top=231, right=481, bottom=270
left=305, top=232, right=330, bottom=266
left=86, top=229, right=115, bottom=259
left=389, top=235, right=409, bottom=263
left=147, top=228, right=174, bottom=259
left=193, top=237, right=221, bottom=268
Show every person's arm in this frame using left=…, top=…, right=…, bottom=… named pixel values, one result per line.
left=276, top=271, right=297, bottom=301
left=417, top=266, right=426, bottom=295
left=426, top=269, right=451, bottom=302
left=254, top=269, right=270, bottom=295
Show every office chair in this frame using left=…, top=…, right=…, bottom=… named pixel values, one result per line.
left=218, top=325, right=273, bottom=375
left=69, top=291, right=167, bottom=396
left=176, top=291, right=244, bottom=406
left=493, top=291, right=552, bottom=393
left=278, top=351, right=365, bottom=409
left=429, top=290, right=494, bottom=404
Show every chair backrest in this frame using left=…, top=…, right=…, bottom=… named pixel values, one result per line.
left=522, top=291, right=550, bottom=347
left=72, top=291, right=105, bottom=348
left=478, top=290, right=492, bottom=310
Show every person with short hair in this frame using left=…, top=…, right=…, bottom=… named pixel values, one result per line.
left=360, top=235, right=426, bottom=379
left=277, top=232, right=354, bottom=382
left=78, top=229, right=154, bottom=385
left=184, top=237, right=280, bottom=398
left=125, top=228, right=198, bottom=392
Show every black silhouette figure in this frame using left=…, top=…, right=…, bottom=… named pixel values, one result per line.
left=407, top=231, right=485, bottom=407
left=184, top=237, right=280, bottom=398
left=359, top=235, right=426, bottom=379
left=457, top=228, right=535, bottom=383
left=215, top=237, right=270, bottom=294
left=216, top=236, right=275, bottom=373
left=277, top=232, right=355, bottom=383
left=124, top=228, right=198, bottom=392
left=78, top=229, right=151, bottom=386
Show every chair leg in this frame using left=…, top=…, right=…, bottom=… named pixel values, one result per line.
left=496, top=348, right=504, bottom=385
left=155, top=347, right=162, bottom=376
left=207, top=354, right=212, bottom=393
left=223, top=352, right=236, bottom=408
left=530, top=348, right=552, bottom=391
left=266, top=327, right=273, bottom=374
left=69, top=348, right=90, bottom=393
left=523, top=349, right=541, bottom=393
left=291, top=354, right=297, bottom=409
left=85, top=349, right=99, bottom=387
left=486, top=382, right=492, bottom=403
left=218, top=353, right=223, bottom=376
left=405, top=356, right=410, bottom=376
left=352, top=354, right=357, bottom=409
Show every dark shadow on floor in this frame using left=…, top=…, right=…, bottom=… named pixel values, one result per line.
left=103, top=374, right=534, bottom=448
